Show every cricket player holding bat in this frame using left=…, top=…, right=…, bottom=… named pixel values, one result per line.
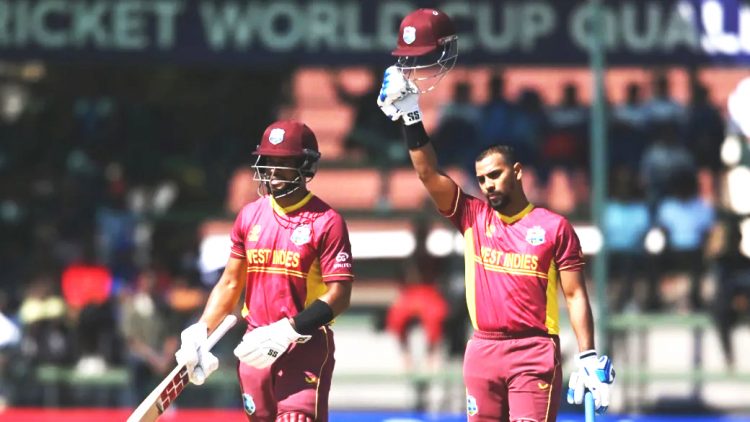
left=174, top=120, right=354, bottom=422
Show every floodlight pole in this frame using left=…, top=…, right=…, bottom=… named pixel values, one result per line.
left=589, top=0, right=609, bottom=354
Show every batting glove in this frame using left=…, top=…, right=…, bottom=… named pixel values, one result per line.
left=567, top=350, right=615, bottom=414
left=377, top=66, right=422, bottom=125
left=175, top=321, right=219, bottom=385
left=233, top=318, right=310, bottom=369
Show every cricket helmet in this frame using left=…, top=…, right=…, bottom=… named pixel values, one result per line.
left=252, top=120, right=321, bottom=197
left=392, top=8, right=458, bottom=93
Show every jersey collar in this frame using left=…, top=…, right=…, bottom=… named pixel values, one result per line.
left=270, top=192, right=313, bottom=215
left=496, top=203, right=534, bottom=224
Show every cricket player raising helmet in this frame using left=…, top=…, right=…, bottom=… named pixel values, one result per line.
left=175, top=120, right=354, bottom=422
left=378, top=9, right=615, bottom=422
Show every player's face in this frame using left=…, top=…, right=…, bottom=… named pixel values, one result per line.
left=475, top=153, right=518, bottom=211
left=264, top=156, right=301, bottom=192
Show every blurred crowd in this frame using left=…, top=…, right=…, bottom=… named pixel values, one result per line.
left=0, top=63, right=749, bottom=408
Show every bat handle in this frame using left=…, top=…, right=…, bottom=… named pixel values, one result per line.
left=584, top=390, right=596, bottom=422
left=203, top=314, right=239, bottom=351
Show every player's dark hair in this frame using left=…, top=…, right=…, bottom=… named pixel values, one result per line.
left=475, top=145, right=517, bottom=165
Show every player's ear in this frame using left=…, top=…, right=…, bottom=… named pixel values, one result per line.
left=513, top=162, right=523, bottom=181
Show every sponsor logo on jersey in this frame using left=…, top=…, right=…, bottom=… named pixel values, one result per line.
left=525, top=225, right=546, bottom=246
left=538, top=382, right=550, bottom=390
left=291, top=224, right=312, bottom=246
left=269, top=128, right=285, bottom=145
left=403, top=26, right=416, bottom=44
left=334, top=251, right=352, bottom=269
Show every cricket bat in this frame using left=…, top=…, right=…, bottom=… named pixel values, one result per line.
left=584, top=390, right=596, bottom=422
left=127, top=314, right=238, bottom=422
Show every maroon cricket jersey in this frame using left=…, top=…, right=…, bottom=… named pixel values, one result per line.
left=229, top=193, right=354, bottom=328
left=442, top=188, right=584, bottom=335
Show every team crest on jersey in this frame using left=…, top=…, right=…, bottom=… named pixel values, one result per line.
left=466, top=395, right=478, bottom=416
left=525, top=225, right=545, bottom=246
left=485, top=224, right=496, bottom=238
left=242, top=393, right=256, bottom=415
left=291, top=224, right=312, bottom=246
left=403, top=26, right=416, bottom=44
left=269, top=128, right=285, bottom=145
left=248, top=225, right=261, bottom=242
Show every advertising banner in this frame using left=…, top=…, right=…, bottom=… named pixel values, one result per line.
left=0, top=0, right=749, bottom=66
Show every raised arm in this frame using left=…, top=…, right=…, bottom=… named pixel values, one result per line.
left=403, top=123, right=460, bottom=211
left=377, top=66, right=459, bottom=212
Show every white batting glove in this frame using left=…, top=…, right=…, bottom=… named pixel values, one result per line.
left=567, top=350, right=615, bottom=414
left=175, top=322, right=219, bottom=385
left=377, top=66, right=422, bottom=125
left=233, top=318, right=311, bottom=369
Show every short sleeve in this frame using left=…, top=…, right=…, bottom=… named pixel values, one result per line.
left=441, top=187, right=482, bottom=233
left=318, top=214, right=354, bottom=282
left=554, top=219, right=584, bottom=271
left=230, top=211, right=247, bottom=260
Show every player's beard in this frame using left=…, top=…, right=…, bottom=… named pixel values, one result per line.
left=487, top=192, right=509, bottom=212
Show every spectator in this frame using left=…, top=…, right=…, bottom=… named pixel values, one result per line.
left=548, top=82, right=588, bottom=130
left=706, top=210, right=750, bottom=369
left=18, top=275, right=72, bottom=366
left=386, top=220, right=449, bottom=372
left=120, top=269, right=179, bottom=402
left=603, top=166, right=651, bottom=311
left=643, top=71, right=684, bottom=126
left=640, top=122, right=695, bottom=213
left=656, top=175, right=715, bottom=310
left=334, top=67, right=403, bottom=166
left=611, top=83, right=649, bottom=171
left=544, top=82, right=588, bottom=169
left=613, top=82, right=649, bottom=130
left=433, top=81, right=481, bottom=173
left=511, top=88, right=548, bottom=171
left=60, top=245, right=119, bottom=374
left=478, top=71, right=516, bottom=149
left=685, top=83, right=725, bottom=171
left=95, top=161, right=137, bottom=280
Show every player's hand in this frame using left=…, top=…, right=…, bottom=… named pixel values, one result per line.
left=567, top=350, right=615, bottom=414
left=377, top=66, right=422, bottom=125
left=233, top=318, right=311, bottom=369
left=175, top=322, right=219, bottom=385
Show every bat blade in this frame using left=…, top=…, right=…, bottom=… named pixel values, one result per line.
left=127, top=315, right=238, bottom=422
